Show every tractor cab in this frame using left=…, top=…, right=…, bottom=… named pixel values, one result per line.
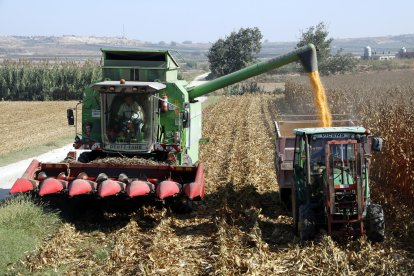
left=91, top=81, right=165, bottom=154
left=292, top=126, right=383, bottom=240
left=293, top=127, right=369, bottom=203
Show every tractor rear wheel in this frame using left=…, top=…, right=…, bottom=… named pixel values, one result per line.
left=364, top=204, right=385, bottom=242
left=298, top=204, right=316, bottom=241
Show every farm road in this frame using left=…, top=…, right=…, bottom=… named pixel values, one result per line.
left=0, top=144, right=75, bottom=200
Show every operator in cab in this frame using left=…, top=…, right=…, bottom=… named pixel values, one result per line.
left=117, top=95, right=145, bottom=141
left=118, top=95, right=144, bottom=121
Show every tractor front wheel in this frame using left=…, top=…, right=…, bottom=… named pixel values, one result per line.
left=364, top=204, right=385, bottom=242
left=298, top=204, right=316, bottom=241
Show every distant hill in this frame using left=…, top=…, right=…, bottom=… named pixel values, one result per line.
left=332, top=34, right=414, bottom=54
left=1, top=34, right=413, bottom=61
left=261, top=34, right=414, bottom=57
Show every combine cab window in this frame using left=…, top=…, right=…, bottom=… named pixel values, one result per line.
left=101, top=92, right=156, bottom=152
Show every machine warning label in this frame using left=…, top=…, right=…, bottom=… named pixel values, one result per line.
left=92, top=109, right=101, bottom=118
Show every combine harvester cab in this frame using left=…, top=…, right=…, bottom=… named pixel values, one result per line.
left=275, top=115, right=385, bottom=241
left=10, top=44, right=322, bottom=209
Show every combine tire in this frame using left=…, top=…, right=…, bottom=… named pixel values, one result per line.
left=298, top=204, right=316, bottom=241
left=168, top=198, right=193, bottom=214
left=364, top=204, right=385, bottom=242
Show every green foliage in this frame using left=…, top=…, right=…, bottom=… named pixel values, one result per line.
left=207, top=27, right=263, bottom=78
left=358, top=59, right=413, bottom=71
left=0, top=195, right=61, bottom=272
left=224, top=81, right=264, bottom=95
left=297, top=22, right=356, bottom=75
left=0, top=60, right=101, bottom=100
left=322, top=49, right=358, bottom=75
left=297, top=22, right=333, bottom=63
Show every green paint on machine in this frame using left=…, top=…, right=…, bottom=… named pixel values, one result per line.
left=73, top=45, right=319, bottom=165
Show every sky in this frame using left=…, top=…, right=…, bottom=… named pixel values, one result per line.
left=0, top=0, right=412, bottom=43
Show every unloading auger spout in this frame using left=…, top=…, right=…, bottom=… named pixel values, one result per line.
left=187, top=44, right=319, bottom=100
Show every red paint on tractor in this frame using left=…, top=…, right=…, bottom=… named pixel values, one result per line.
left=10, top=161, right=205, bottom=201
left=38, top=178, right=68, bottom=196
left=10, top=159, right=41, bottom=194
left=98, top=179, right=124, bottom=197
left=126, top=180, right=153, bottom=197
left=184, top=163, right=205, bottom=199
left=10, top=178, right=36, bottom=194
left=68, top=179, right=96, bottom=197
left=156, top=180, right=180, bottom=199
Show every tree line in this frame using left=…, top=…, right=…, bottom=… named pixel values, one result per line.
left=207, top=22, right=357, bottom=79
left=0, top=60, right=101, bottom=100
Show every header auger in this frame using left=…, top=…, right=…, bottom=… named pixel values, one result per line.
left=10, top=45, right=319, bottom=208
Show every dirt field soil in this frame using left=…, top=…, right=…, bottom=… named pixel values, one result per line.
left=0, top=101, right=79, bottom=157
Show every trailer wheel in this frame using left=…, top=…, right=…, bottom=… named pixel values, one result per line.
left=364, top=204, right=385, bottom=242
left=298, top=204, right=316, bottom=241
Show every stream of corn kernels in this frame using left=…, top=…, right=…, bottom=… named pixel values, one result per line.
left=308, top=71, right=332, bottom=127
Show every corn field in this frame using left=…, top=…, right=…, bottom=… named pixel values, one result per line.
left=8, top=86, right=414, bottom=274
left=0, top=60, right=101, bottom=100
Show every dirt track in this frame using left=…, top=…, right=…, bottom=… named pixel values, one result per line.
left=17, top=95, right=413, bottom=275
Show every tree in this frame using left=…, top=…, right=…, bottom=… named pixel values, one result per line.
left=297, top=22, right=333, bottom=63
left=297, top=22, right=356, bottom=74
left=323, top=49, right=357, bottom=75
left=207, top=27, right=263, bottom=78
